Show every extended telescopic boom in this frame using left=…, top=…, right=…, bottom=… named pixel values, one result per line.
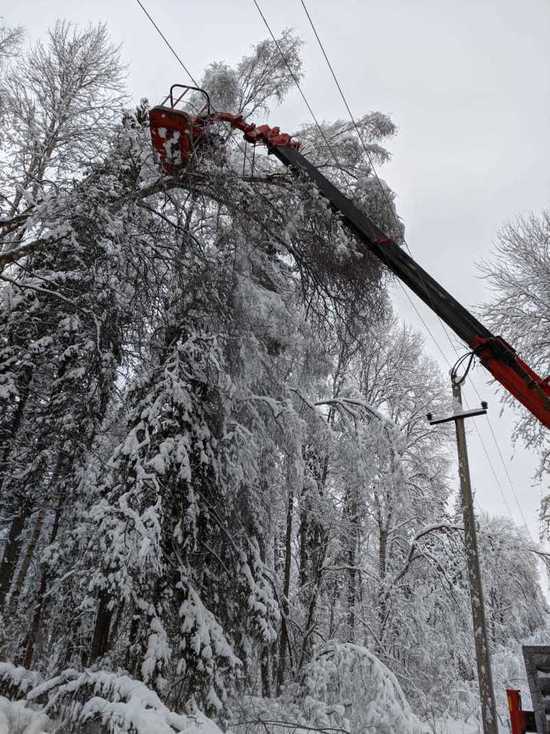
left=149, top=91, right=550, bottom=428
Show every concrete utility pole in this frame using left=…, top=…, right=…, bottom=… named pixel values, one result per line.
left=427, top=380, right=498, bottom=734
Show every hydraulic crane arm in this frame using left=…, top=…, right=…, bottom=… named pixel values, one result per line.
left=148, top=89, right=550, bottom=428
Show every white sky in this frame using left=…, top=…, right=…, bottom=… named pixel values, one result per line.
left=7, top=0, right=550, bottom=541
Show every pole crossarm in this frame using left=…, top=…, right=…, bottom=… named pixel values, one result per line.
left=427, top=402, right=488, bottom=425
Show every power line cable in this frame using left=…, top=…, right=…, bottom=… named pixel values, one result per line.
left=134, top=0, right=199, bottom=87
left=298, top=0, right=401, bottom=239
left=251, top=0, right=342, bottom=171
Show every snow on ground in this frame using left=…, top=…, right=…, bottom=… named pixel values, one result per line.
left=433, top=718, right=481, bottom=734
left=0, top=697, right=51, bottom=734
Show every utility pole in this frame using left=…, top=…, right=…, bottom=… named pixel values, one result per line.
left=427, top=380, right=498, bottom=734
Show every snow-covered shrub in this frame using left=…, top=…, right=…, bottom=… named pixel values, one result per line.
left=0, top=663, right=42, bottom=700
left=301, top=643, right=430, bottom=734
left=0, top=663, right=224, bottom=734
left=230, top=643, right=430, bottom=734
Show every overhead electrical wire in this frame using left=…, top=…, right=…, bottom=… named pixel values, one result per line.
left=450, top=350, right=476, bottom=387
left=134, top=0, right=199, bottom=87
left=251, top=0, right=342, bottom=171
left=298, top=0, right=401, bottom=241
left=295, top=0, right=530, bottom=532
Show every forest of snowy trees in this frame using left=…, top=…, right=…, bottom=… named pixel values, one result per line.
left=0, top=18, right=549, bottom=734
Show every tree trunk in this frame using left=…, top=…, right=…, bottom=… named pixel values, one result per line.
left=297, top=451, right=330, bottom=671
left=125, top=610, right=142, bottom=676
left=276, top=484, right=294, bottom=695
left=0, top=509, right=28, bottom=611
left=22, top=572, right=46, bottom=668
left=7, top=508, right=45, bottom=615
left=0, top=365, right=33, bottom=494
left=108, top=600, right=125, bottom=651
left=297, top=530, right=328, bottom=672
left=90, top=590, right=113, bottom=663
left=261, top=645, right=271, bottom=698
left=299, top=504, right=309, bottom=589
left=20, top=501, right=63, bottom=667
left=345, top=486, right=359, bottom=642
left=376, top=527, right=388, bottom=655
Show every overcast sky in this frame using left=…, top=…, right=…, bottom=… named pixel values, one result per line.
left=8, top=0, right=550, bottom=540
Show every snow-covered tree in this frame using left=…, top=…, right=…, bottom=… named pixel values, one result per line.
left=482, top=212, right=550, bottom=476
left=0, top=21, right=124, bottom=218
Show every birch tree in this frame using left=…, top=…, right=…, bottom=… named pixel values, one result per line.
left=0, top=21, right=124, bottom=222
